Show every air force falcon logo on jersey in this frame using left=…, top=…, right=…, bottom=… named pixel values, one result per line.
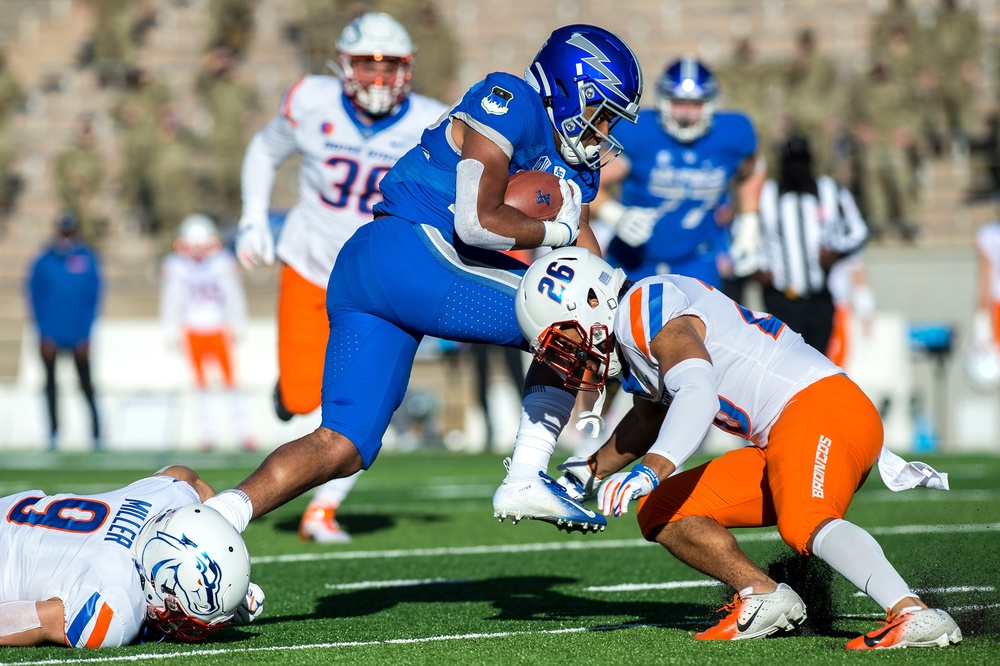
left=481, top=86, right=513, bottom=115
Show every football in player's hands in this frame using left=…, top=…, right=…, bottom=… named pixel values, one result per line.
left=504, top=170, right=563, bottom=220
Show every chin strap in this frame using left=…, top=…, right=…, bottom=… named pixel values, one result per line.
left=575, top=387, right=607, bottom=438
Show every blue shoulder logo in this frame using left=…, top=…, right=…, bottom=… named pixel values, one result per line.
left=481, top=86, right=513, bottom=115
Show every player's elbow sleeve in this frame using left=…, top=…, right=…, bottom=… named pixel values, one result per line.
left=454, top=159, right=514, bottom=250
left=647, top=358, right=719, bottom=467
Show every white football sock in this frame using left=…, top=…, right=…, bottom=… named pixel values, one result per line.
left=508, top=385, right=575, bottom=480
left=811, top=518, right=915, bottom=611
left=311, top=471, right=363, bottom=507
left=205, top=489, right=253, bottom=533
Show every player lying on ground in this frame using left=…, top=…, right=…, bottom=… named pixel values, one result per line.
left=516, top=247, right=960, bottom=649
left=0, top=466, right=263, bottom=648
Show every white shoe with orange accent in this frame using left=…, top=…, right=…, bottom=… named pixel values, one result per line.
left=298, top=503, right=352, bottom=544
left=695, top=583, right=807, bottom=640
left=845, top=607, right=962, bottom=650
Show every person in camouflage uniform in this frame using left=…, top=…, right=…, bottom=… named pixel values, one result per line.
left=148, top=105, right=198, bottom=251
left=111, top=67, right=172, bottom=233
left=206, top=0, right=259, bottom=59
left=780, top=29, right=843, bottom=175
left=0, top=49, right=26, bottom=220
left=925, top=0, right=982, bottom=145
left=54, top=116, right=106, bottom=244
left=715, top=38, right=778, bottom=172
left=847, top=61, right=922, bottom=241
left=194, top=47, right=259, bottom=223
left=88, top=0, right=134, bottom=87
left=869, top=0, right=922, bottom=66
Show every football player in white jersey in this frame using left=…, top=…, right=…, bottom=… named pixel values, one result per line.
left=0, top=466, right=263, bottom=648
left=517, top=247, right=960, bottom=650
left=161, top=214, right=253, bottom=450
left=234, top=12, right=447, bottom=544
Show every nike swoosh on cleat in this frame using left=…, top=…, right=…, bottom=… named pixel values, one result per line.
left=736, top=605, right=762, bottom=633
left=862, top=624, right=898, bottom=648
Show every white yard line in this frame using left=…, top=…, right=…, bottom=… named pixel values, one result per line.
left=584, top=580, right=721, bottom=592
left=0, top=623, right=664, bottom=666
left=251, top=521, right=1000, bottom=565
left=325, top=578, right=471, bottom=590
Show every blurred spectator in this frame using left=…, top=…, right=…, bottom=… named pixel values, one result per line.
left=111, top=67, right=171, bottom=232
left=925, top=0, right=982, bottom=148
left=847, top=61, right=921, bottom=241
left=160, top=214, right=254, bottom=451
left=148, top=104, right=198, bottom=250
left=757, top=136, right=869, bottom=354
left=54, top=115, right=106, bottom=244
left=716, top=37, right=778, bottom=173
left=194, top=47, right=259, bottom=223
left=870, top=0, right=922, bottom=66
left=780, top=28, right=843, bottom=174
left=25, top=212, right=103, bottom=451
left=0, top=49, right=26, bottom=223
left=386, top=0, right=460, bottom=102
left=88, top=0, right=134, bottom=87
left=206, top=0, right=258, bottom=59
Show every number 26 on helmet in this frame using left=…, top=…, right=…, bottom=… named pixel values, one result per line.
left=515, top=247, right=627, bottom=391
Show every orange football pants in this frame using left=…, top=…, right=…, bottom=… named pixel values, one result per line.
left=277, top=264, right=329, bottom=415
left=185, top=329, right=235, bottom=388
left=636, top=374, right=883, bottom=555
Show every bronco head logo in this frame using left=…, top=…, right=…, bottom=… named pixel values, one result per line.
left=141, top=530, right=224, bottom=619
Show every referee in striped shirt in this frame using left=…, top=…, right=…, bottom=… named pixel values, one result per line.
left=757, top=135, right=869, bottom=355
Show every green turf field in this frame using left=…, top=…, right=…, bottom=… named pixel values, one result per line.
left=0, top=450, right=997, bottom=665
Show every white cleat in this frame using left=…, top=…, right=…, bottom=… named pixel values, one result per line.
left=695, top=583, right=807, bottom=640
left=492, top=471, right=606, bottom=534
left=298, top=504, right=352, bottom=544
left=845, top=607, right=962, bottom=650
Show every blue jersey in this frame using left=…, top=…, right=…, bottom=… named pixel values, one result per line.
left=607, top=110, right=755, bottom=280
left=26, top=242, right=103, bottom=348
left=375, top=71, right=599, bottom=238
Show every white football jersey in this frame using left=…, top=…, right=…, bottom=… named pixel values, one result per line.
left=160, top=251, right=247, bottom=334
left=242, top=75, right=448, bottom=287
left=976, top=221, right=1000, bottom=302
left=615, top=275, right=842, bottom=446
left=0, top=476, right=199, bottom=647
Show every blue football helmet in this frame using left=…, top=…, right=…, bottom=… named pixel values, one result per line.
left=525, top=24, right=643, bottom=170
left=657, top=57, right=719, bottom=142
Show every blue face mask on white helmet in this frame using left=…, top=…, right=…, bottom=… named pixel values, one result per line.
left=657, top=57, right=719, bottom=143
left=524, top=24, right=643, bottom=171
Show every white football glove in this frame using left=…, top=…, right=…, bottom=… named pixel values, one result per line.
left=235, top=211, right=275, bottom=270
left=555, top=455, right=602, bottom=501
left=541, top=179, right=582, bottom=248
left=597, top=200, right=658, bottom=248
left=232, top=582, right=264, bottom=624
left=728, top=211, right=761, bottom=277
left=598, top=463, right=660, bottom=517
left=617, top=207, right=658, bottom=247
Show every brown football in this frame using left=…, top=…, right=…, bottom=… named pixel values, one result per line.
left=504, top=170, right=563, bottom=221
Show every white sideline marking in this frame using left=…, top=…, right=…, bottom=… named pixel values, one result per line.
left=325, top=578, right=470, bottom=590
left=585, top=580, right=721, bottom=592
left=0, top=623, right=663, bottom=666
left=250, top=521, right=1000, bottom=565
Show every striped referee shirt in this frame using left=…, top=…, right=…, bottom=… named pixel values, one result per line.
left=758, top=175, right=868, bottom=298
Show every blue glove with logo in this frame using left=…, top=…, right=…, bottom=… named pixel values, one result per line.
left=598, top=464, right=660, bottom=517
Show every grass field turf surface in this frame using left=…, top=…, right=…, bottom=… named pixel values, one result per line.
left=0, top=450, right=997, bottom=665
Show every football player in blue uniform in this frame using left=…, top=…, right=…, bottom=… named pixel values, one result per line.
left=205, top=25, right=643, bottom=536
left=594, top=57, right=764, bottom=288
